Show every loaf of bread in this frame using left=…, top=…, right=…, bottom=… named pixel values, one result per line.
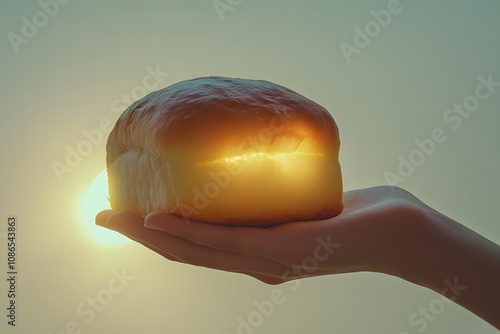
left=106, top=76, right=343, bottom=226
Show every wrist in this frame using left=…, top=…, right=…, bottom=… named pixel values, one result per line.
left=385, top=205, right=500, bottom=329
left=389, top=208, right=447, bottom=287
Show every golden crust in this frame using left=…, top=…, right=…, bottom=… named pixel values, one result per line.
left=106, top=76, right=343, bottom=226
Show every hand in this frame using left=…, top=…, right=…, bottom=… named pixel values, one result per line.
left=95, top=186, right=427, bottom=284
left=95, top=185, right=500, bottom=328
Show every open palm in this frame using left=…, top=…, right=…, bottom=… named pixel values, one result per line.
left=96, top=186, right=426, bottom=284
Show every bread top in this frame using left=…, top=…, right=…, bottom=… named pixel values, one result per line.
left=107, top=76, right=340, bottom=167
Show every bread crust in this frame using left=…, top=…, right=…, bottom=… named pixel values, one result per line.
left=106, top=76, right=343, bottom=226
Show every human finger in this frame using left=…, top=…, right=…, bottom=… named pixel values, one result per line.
left=105, top=212, right=293, bottom=278
left=144, top=212, right=320, bottom=264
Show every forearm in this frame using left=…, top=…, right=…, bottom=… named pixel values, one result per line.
left=395, top=208, right=500, bottom=329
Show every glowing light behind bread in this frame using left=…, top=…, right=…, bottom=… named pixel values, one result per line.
left=80, top=170, right=131, bottom=245
left=196, top=151, right=325, bottom=167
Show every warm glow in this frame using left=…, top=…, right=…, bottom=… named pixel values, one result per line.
left=196, top=151, right=325, bottom=167
left=80, top=170, right=131, bottom=245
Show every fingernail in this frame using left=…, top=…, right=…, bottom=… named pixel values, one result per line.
left=105, top=219, right=121, bottom=229
left=143, top=216, right=156, bottom=229
left=104, top=213, right=125, bottom=229
left=95, top=211, right=111, bottom=227
left=144, top=212, right=165, bottom=228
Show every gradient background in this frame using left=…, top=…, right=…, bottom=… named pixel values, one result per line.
left=1, top=0, right=499, bottom=333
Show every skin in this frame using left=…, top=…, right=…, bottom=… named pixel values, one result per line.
left=95, top=186, right=500, bottom=329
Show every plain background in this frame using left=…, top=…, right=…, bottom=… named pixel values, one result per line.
left=1, top=0, right=499, bottom=333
